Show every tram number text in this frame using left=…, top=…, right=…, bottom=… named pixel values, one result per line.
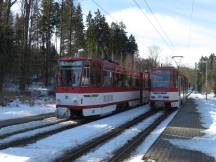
left=103, top=95, right=113, bottom=102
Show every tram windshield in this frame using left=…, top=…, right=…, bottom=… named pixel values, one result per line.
left=151, top=70, right=172, bottom=88
left=57, top=61, right=84, bottom=87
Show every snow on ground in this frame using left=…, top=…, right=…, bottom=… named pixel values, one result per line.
left=0, top=117, right=62, bottom=137
left=0, top=99, right=55, bottom=121
left=0, top=105, right=150, bottom=162
left=76, top=112, right=163, bottom=162
left=1, top=82, right=56, bottom=121
left=125, top=110, right=178, bottom=162
left=167, top=93, right=216, bottom=159
left=3, top=82, right=52, bottom=95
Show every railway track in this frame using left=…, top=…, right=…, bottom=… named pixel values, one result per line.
left=0, top=117, right=66, bottom=139
left=0, top=113, right=55, bottom=128
left=107, top=110, right=175, bottom=162
left=54, top=109, right=160, bottom=162
left=0, top=118, right=88, bottom=150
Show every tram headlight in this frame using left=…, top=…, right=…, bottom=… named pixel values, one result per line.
left=72, top=98, right=79, bottom=105
left=56, top=99, right=61, bottom=104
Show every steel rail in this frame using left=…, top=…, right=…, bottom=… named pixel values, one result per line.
left=0, top=118, right=66, bottom=139
left=0, top=113, right=55, bottom=128
left=0, top=119, right=88, bottom=150
left=107, top=110, right=174, bottom=162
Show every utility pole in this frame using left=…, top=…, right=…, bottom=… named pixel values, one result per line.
left=171, top=56, right=183, bottom=70
left=205, top=62, right=208, bottom=100
left=171, top=55, right=183, bottom=98
left=201, top=60, right=208, bottom=100
left=195, top=62, right=198, bottom=91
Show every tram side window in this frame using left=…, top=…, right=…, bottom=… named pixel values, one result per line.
left=81, top=66, right=90, bottom=86
left=172, top=72, right=177, bottom=88
left=128, top=76, right=133, bottom=88
left=135, top=78, right=140, bottom=88
left=123, top=74, right=129, bottom=88
left=132, top=77, right=136, bottom=88
left=144, top=75, right=149, bottom=89
left=104, top=70, right=113, bottom=87
left=115, top=73, right=123, bottom=88
left=91, top=63, right=101, bottom=86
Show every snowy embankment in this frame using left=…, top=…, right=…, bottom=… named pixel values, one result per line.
left=0, top=99, right=56, bottom=121
left=0, top=105, right=150, bottom=162
left=167, top=93, right=216, bottom=159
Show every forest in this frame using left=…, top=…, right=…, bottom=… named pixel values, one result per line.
left=196, top=53, right=216, bottom=94
left=0, top=0, right=215, bottom=95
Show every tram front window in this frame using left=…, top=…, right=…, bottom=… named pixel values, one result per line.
left=151, top=70, right=172, bottom=88
left=58, top=61, right=83, bottom=87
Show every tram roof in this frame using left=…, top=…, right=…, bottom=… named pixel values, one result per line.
left=58, top=57, right=90, bottom=61
left=58, top=57, right=143, bottom=77
left=151, top=66, right=178, bottom=71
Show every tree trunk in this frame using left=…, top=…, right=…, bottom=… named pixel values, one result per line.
left=44, top=38, right=50, bottom=87
left=120, top=52, right=123, bottom=65
left=20, top=0, right=32, bottom=91
left=0, top=65, right=4, bottom=93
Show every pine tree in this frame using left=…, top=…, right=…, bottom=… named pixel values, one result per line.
left=94, top=10, right=111, bottom=59
left=127, top=34, right=138, bottom=69
left=74, top=4, right=85, bottom=52
left=0, top=0, right=16, bottom=92
left=19, top=0, right=32, bottom=91
left=86, top=11, right=97, bottom=58
left=59, top=0, right=76, bottom=55
left=85, top=10, right=111, bottom=59
left=110, top=22, right=128, bottom=64
left=127, top=34, right=138, bottom=55
left=39, top=0, right=57, bottom=86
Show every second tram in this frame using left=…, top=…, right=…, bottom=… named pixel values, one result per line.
left=149, top=67, right=190, bottom=108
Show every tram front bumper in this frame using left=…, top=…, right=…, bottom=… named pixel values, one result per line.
left=56, top=107, right=71, bottom=119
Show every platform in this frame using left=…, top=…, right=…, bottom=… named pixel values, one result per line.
left=144, top=98, right=215, bottom=162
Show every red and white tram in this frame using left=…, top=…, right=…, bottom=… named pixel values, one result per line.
left=149, top=67, right=190, bottom=108
left=56, top=57, right=150, bottom=118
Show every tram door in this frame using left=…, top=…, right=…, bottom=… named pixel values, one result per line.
left=90, top=61, right=102, bottom=87
left=176, top=72, right=181, bottom=97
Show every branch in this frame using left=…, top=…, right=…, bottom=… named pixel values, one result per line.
left=9, top=0, right=18, bottom=8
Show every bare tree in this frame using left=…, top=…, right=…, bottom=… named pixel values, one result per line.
left=19, top=0, right=32, bottom=91
left=163, top=56, right=172, bottom=66
left=148, top=45, right=160, bottom=67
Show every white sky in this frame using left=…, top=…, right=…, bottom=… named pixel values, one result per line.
left=105, top=8, right=216, bottom=68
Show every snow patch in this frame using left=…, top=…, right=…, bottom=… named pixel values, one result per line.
left=167, top=93, right=216, bottom=159
left=0, top=99, right=55, bottom=121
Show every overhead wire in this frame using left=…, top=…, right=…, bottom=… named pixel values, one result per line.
left=132, top=0, right=174, bottom=53
left=187, top=0, right=195, bottom=49
left=142, top=0, right=175, bottom=49
left=91, top=0, right=118, bottom=22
